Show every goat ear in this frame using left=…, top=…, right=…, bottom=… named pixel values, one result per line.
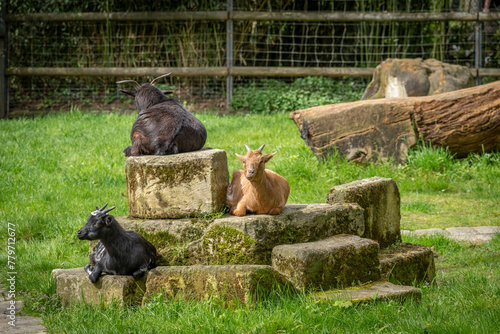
left=120, top=89, right=136, bottom=97
left=263, top=152, right=277, bottom=163
left=162, top=90, right=174, bottom=95
left=105, top=215, right=113, bottom=227
left=236, top=153, right=246, bottom=163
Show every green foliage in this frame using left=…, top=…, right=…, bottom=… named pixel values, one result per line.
left=406, top=141, right=455, bottom=173
left=17, top=290, right=62, bottom=316
left=231, top=77, right=365, bottom=114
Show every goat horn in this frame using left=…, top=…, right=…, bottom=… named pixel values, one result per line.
left=244, top=145, right=251, bottom=152
left=98, top=203, right=108, bottom=211
left=257, top=144, right=265, bottom=152
left=116, top=80, right=140, bottom=89
left=102, top=206, right=116, bottom=214
left=150, top=73, right=172, bottom=86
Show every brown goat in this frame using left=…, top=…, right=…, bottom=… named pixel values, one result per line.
left=227, top=144, right=290, bottom=216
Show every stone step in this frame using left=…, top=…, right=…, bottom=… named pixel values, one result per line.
left=144, top=265, right=295, bottom=306
left=52, top=268, right=146, bottom=307
left=102, top=203, right=365, bottom=266
left=379, top=242, right=435, bottom=286
left=312, top=281, right=422, bottom=304
left=327, top=176, right=401, bottom=248
left=52, top=265, right=293, bottom=307
left=126, top=148, right=229, bottom=219
left=185, top=203, right=365, bottom=266
left=272, top=235, right=381, bottom=290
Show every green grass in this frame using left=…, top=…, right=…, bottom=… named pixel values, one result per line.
left=0, top=110, right=499, bottom=333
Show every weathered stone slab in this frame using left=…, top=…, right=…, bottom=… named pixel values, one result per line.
left=379, top=243, right=435, bottom=285
left=272, top=235, right=380, bottom=290
left=114, top=216, right=211, bottom=266
left=144, top=265, right=295, bottom=306
left=188, top=203, right=365, bottom=265
left=327, top=176, right=401, bottom=248
left=52, top=268, right=146, bottom=307
left=126, top=148, right=229, bottom=219
left=312, top=281, right=421, bottom=304
left=401, top=228, right=448, bottom=238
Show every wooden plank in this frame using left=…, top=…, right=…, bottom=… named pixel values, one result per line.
left=231, top=67, right=374, bottom=77
left=5, top=11, right=227, bottom=22
left=5, top=67, right=228, bottom=77
left=232, top=11, right=500, bottom=22
left=6, top=67, right=500, bottom=78
left=4, top=66, right=375, bottom=78
left=6, top=11, right=500, bottom=23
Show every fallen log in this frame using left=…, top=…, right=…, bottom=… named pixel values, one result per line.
left=289, top=81, right=500, bottom=163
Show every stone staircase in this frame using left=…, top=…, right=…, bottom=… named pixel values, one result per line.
left=53, top=148, right=435, bottom=307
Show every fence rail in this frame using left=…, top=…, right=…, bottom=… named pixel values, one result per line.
left=1, top=3, right=499, bottom=118
left=7, top=66, right=500, bottom=78
left=5, top=11, right=500, bottom=22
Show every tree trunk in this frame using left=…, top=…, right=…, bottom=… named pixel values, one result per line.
left=411, top=81, right=500, bottom=158
left=289, top=81, right=500, bottom=162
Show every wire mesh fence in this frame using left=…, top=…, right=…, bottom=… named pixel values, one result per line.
left=2, top=0, right=500, bottom=115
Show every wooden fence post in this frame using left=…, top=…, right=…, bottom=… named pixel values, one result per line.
left=0, top=0, right=8, bottom=118
left=226, top=0, right=233, bottom=111
left=475, top=0, right=483, bottom=86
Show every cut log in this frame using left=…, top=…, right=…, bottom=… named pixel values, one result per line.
left=411, top=82, right=500, bottom=158
left=289, top=81, right=500, bottom=163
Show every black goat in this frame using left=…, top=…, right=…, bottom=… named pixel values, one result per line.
left=117, top=73, right=207, bottom=156
left=77, top=204, right=157, bottom=283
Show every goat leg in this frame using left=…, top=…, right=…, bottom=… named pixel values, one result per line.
left=123, top=146, right=132, bottom=156
left=154, top=137, right=178, bottom=155
left=84, top=264, right=94, bottom=276
left=88, top=263, right=104, bottom=283
left=268, top=207, right=283, bottom=215
left=232, top=201, right=247, bottom=217
left=132, top=265, right=149, bottom=280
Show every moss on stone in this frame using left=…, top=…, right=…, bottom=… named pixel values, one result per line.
left=202, top=225, right=257, bottom=265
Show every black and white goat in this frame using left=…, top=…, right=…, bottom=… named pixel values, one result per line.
left=77, top=204, right=157, bottom=283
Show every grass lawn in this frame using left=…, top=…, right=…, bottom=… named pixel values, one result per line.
left=0, top=110, right=499, bottom=333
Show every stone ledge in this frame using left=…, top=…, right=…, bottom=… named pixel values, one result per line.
left=312, top=281, right=422, bottom=304
left=144, top=265, right=295, bottom=306
left=379, top=243, right=435, bottom=285
left=90, top=203, right=365, bottom=266
left=272, top=235, right=380, bottom=290
left=188, top=203, right=365, bottom=265
left=52, top=268, right=146, bottom=307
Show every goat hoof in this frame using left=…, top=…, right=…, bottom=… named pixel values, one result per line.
left=123, top=147, right=132, bottom=156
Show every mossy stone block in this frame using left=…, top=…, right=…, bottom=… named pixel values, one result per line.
left=52, top=268, right=146, bottom=307
left=312, top=281, right=422, bottom=304
left=115, top=216, right=211, bottom=266
left=327, top=176, right=401, bottom=247
left=379, top=242, right=435, bottom=285
left=126, top=149, right=229, bottom=219
left=189, top=203, right=365, bottom=265
left=272, top=235, right=381, bottom=290
left=143, top=265, right=295, bottom=306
